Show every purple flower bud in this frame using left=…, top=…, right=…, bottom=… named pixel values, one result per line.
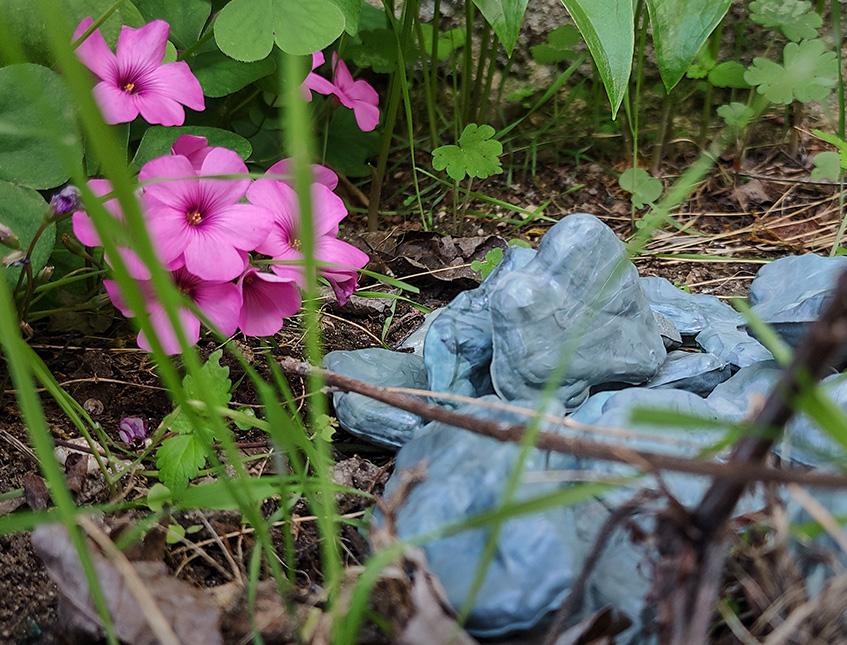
left=118, top=417, right=147, bottom=447
left=49, top=186, right=81, bottom=217
left=0, top=223, right=19, bottom=249
left=2, top=250, right=28, bottom=268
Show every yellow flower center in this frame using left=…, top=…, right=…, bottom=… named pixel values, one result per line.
left=291, top=238, right=302, bottom=251
left=187, top=210, right=203, bottom=225
left=123, top=82, right=136, bottom=94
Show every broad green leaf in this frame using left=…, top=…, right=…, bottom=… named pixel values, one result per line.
left=530, top=24, right=580, bottom=64
left=325, top=109, right=380, bottom=177
left=619, top=167, right=662, bottom=208
left=559, top=0, right=634, bottom=117
left=708, top=61, right=750, bottom=88
left=432, top=123, right=503, bottom=182
left=646, top=0, right=731, bottom=91
left=810, top=128, right=847, bottom=168
left=163, top=40, right=178, bottom=63
left=156, top=433, right=206, bottom=491
left=471, top=247, right=504, bottom=279
left=0, top=64, right=82, bottom=189
left=134, top=0, right=211, bottom=49
left=132, top=126, right=252, bottom=170
left=749, top=0, right=822, bottom=42
left=347, top=29, right=400, bottom=72
left=273, top=0, right=345, bottom=55
left=329, top=0, right=362, bottom=35
left=418, top=24, right=467, bottom=61
left=717, top=102, right=755, bottom=130
left=745, top=39, right=837, bottom=105
left=811, top=151, right=841, bottom=181
left=214, top=0, right=275, bottom=62
left=2, top=0, right=143, bottom=65
left=472, top=0, right=529, bottom=56
left=0, top=181, right=54, bottom=288
left=191, top=51, right=276, bottom=97
left=184, top=349, right=232, bottom=408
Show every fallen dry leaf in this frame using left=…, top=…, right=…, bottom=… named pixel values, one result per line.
left=22, top=472, right=50, bottom=510
left=32, top=524, right=223, bottom=645
left=65, top=453, right=89, bottom=495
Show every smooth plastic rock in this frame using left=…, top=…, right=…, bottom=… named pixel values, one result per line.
left=654, top=312, right=683, bottom=351
left=646, top=350, right=732, bottom=397
left=640, top=275, right=743, bottom=336
left=323, top=349, right=428, bottom=449
left=490, top=214, right=666, bottom=407
left=376, top=398, right=580, bottom=637
left=705, top=361, right=781, bottom=421
left=695, top=323, right=773, bottom=370
left=398, top=308, right=443, bottom=355
left=749, top=254, right=847, bottom=347
left=423, top=246, right=536, bottom=401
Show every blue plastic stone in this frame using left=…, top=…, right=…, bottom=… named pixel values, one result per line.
left=706, top=361, right=781, bottom=421
left=323, top=348, right=428, bottom=448
left=640, top=276, right=744, bottom=336
left=695, top=323, right=773, bottom=369
left=489, top=214, right=666, bottom=407
left=646, top=350, right=732, bottom=397
left=398, top=308, right=444, bottom=355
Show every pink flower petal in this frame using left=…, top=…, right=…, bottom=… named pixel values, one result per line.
left=116, top=20, right=170, bottom=71
left=93, top=81, right=140, bottom=124
left=148, top=62, right=205, bottom=111
left=72, top=211, right=100, bottom=246
left=352, top=101, right=380, bottom=132
left=311, top=184, right=348, bottom=237
left=137, top=304, right=200, bottom=355
left=171, top=135, right=211, bottom=170
left=73, top=17, right=117, bottom=81
left=183, top=231, right=250, bottom=281
left=304, top=73, right=337, bottom=98
left=238, top=269, right=300, bottom=337
left=266, top=159, right=339, bottom=190
left=198, top=147, right=251, bottom=209
left=332, top=54, right=354, bottom=92
left=323, top=269, right=359, bottom=305
left=145, top=203, right=192, bottom=265
left=316, top=236, right=369, bottom=272
left=193, top=281, right=242, bottom=337
left=140, top=155, right=198, bottom=208
left=106, top=247, right=152, bottom=281
left=347, top=78, right=380, bottom=105
left=103, top=279, right=132, bottom=317
left=135, top=93, right=186, bottom=126
left=205, top=203, right=273, bottom=251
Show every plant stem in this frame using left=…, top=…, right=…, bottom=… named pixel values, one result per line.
left=470, top=21, right=492, bottom=121
left=461, top=0, right=475, bottom=127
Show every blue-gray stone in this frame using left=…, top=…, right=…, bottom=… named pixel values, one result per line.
left=323, top=349, right=428, bottom=449
left=749, top=254, right=847, bottom=347
left=640, top=276, right=744, bottom=336
left=646, top=350, right=732, bottom=397
left=654, top=312, right=683, bottom=350
left=705, top=361, right=781, bottom=421
left=489, top=214, right=666, bottom=407
left=423, top=246, right=536, bottom=401
left=398, top=308, right=443, bottom=355
left=695, top=323, right=773, bottom=369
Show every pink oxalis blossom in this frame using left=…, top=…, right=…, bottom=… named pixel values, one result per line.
left=104, top=268, right=241, bottom=355
left=74, top=17, right=205, bottom=126
left=302, top=51, right=337, bottom=101
left=140, top=147, right=273, bottom=281
left=248, top=166, right=369, bottom=304
left=330, top=54, right=380, bottom=132
left=237, top=268, right=301, bottom=337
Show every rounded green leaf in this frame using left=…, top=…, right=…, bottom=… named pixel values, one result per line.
left=0, top=64, right=83, bottom=189
left=134, top=0, right=211, bottom=49
left=0, top=181, right=54, bottom=288
left=214, top=0, right=274, bottom=62
left=191, top=51, right=276, bottom=97
left=708, top=61, right=750, bottom=89
left=619, top=167, right=662, bottom=208
left=131, top=126, right=253, bottom=170
left=273, top=0, right=345, bottom=55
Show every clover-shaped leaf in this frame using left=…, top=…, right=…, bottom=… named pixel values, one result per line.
left=811, top=151, right=841, bottom=181
left=744, top=39, right=837, bottom=105
left=749, top=0, right=821, bottom=41
left=717, top=102, right=755, bottom=130
left=708, top=61, right=750, bottom=89
left=619, top=168, right=662, bottom=209
left=471, top=247, right=504, bottom=279
left=432, top=124, right=503, bottom=182
left=531, top=25, right=580, bottom=65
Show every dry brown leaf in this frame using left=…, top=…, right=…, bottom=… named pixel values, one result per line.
left=22, top=472, right=50, bottom=510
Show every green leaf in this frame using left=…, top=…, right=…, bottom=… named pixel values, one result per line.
left=685, top=46, right=716, bottom=79
left=134, top=0, right=211, bottom=49
left=619, top=167, right=662, bottom=208
left=329, top=0, right=362, bottom=35
left=810, top=128, right=847, bottom=168
left=165, top=523, right=185, bottom=544
left=471, top=247, right=504, bottom=279
left=646, top=0, right=731, bottom=91
left=744, top=39, right=837, bottom=105
left=233, top=407, right=258, bottom=431
left=0, top=64, right=82, bottom=189
left=707, top=61, right=750, bottom=88
left=347, top=29, right=400, bottom=73
left=472, top=0, right=529, bottom=56
left=0, top=181, right=54, bottom=288
left=530, top=25, right=580, bottom=64
left=418, top=24, right=467, bottom=61
left=146, top=482, right=171, bottom=512
left=132, top=126, right=252, bottom=170
left=273, top=0, right=345, bottom=55
left=214, top=0, right=275, bottom=62
left=156, top=433, right=206, bottom=491
left=717, top=102, right=755, bottom=130
left=325, top=109, right=380, bottom=177
left=432, top=123, right=503, bottom=182
left=749, top=0, right=822, bottom=41
left=559, top=0, right=634, bottom=117
left=811, top=151, right=841, bottom=181
left=184, top=349, right=231, bottom=408
left=190, top=50, right=277, bottom=97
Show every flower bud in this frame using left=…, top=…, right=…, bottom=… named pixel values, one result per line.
left=2, top=250, right=27, bottom=268
left=0, top=223, right=19, bottom=249
left=118, top=417, right=147, bottom=447
left=35, top=265, right=54, bottom=283
left=49, top=186, right=81, bottom=218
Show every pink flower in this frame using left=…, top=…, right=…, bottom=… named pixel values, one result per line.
left=247, top=174, right=368, bottom=304
left=72, top=179, right=155, bottom=280
left=331, top=54, right=380, bottom=132
left=237, top=268, right=301, bottom=337
left=104, top=268, right=241, bottom=354
left=267, top=158, right=339, bottom=191
left=171, top=134, right=212, bottom=170
left=301, top=51, right=336, bottom=101
left=140, top=147, right=273, bottom=281
left=73, top=17, right=205, bottom=126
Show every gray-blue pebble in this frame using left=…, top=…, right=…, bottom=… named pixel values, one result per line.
left=646, top=350, right=732, bottom=397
